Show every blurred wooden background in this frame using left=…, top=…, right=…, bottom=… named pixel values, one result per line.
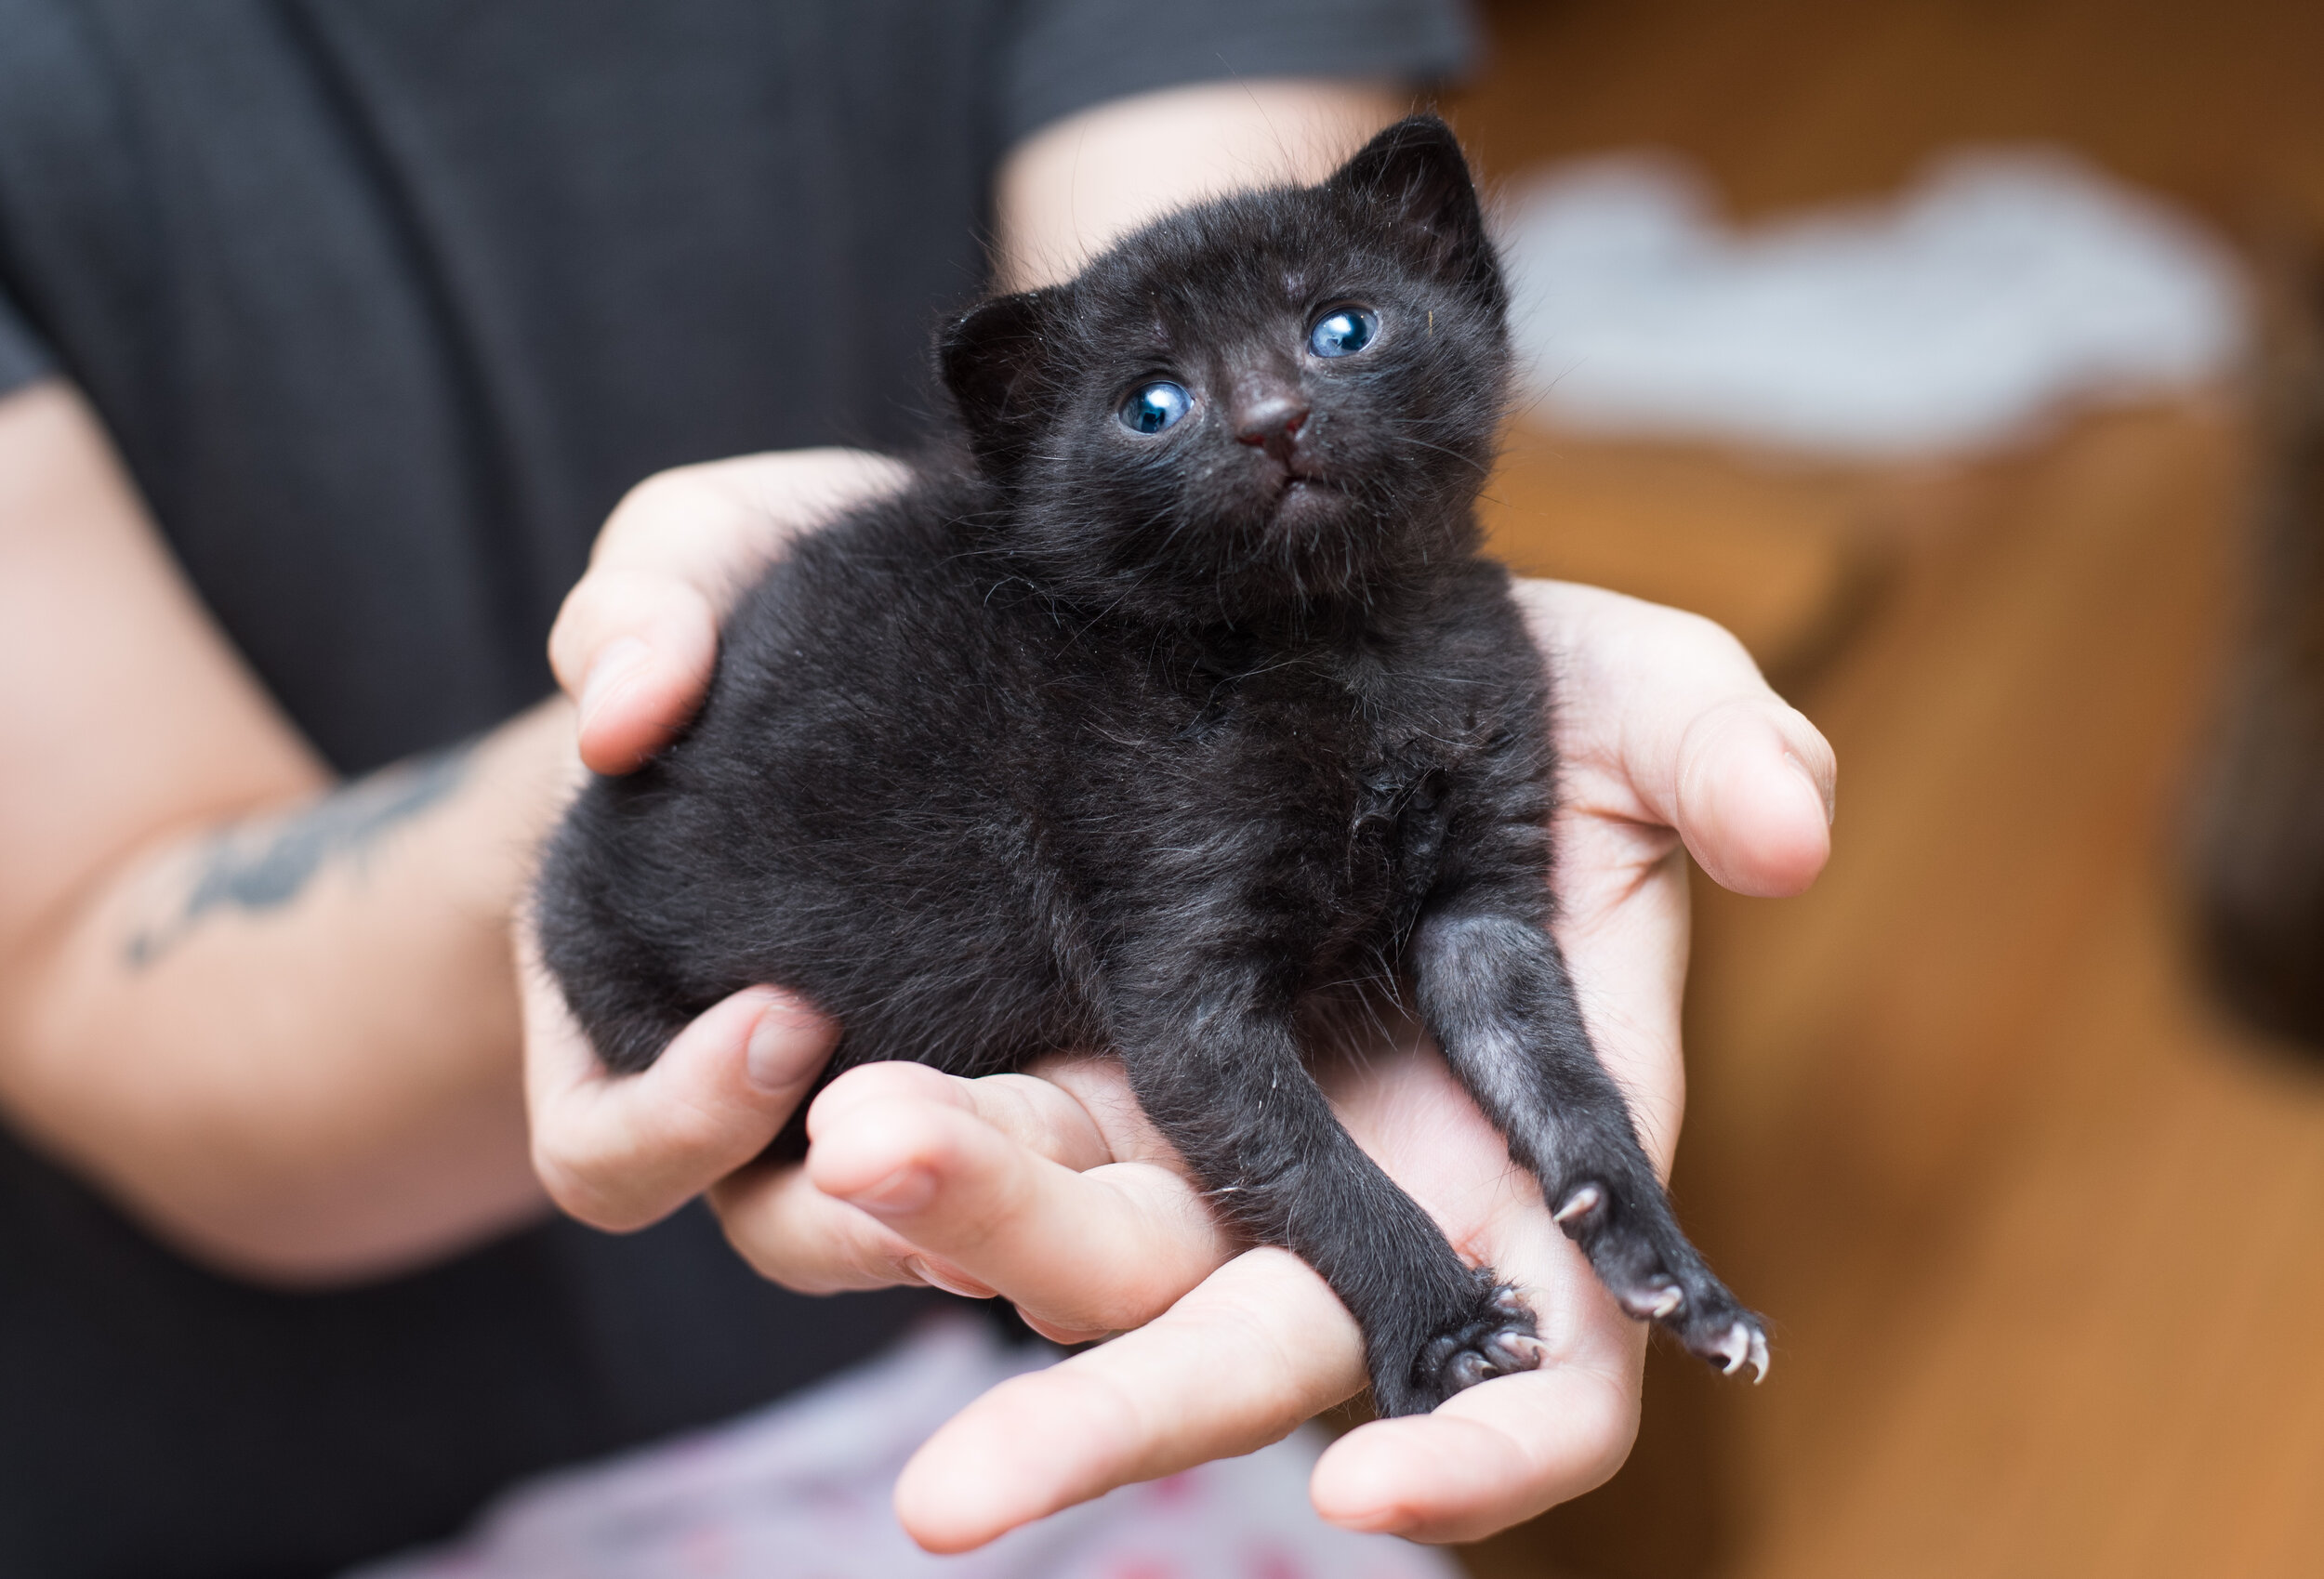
left=1442, top=3, right=2324, bottom=1575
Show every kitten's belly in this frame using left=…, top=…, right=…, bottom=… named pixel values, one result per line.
left=683, top=770, right=1092, bottom=1079
left=699, top=714, right=1435, bottom=1072
left=1050, top=704, right=1459, bottom=1006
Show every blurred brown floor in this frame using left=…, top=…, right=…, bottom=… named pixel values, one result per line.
left=1444, top=4, right=2324, bottom=1576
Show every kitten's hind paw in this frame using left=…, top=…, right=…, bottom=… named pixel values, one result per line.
left=1552, top=1177, right=1772, bottom=1384
left=1392, top=1282, right=1544, bottom=1415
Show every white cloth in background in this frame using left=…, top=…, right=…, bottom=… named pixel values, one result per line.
left=1497, top=147, right=2246, bottom=456
left=345, top=1316, right=1461, bottom=1579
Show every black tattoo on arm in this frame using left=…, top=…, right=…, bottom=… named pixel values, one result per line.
left=125, top=745, right=472, bottom=968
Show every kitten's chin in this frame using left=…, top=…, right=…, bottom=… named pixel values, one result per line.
left=1270, top=477, right=1341, bottom=531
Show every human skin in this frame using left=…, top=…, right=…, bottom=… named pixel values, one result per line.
left=0, top=376, right=565, bottom=1276
left=0, top=77, right=1832, bottom=1546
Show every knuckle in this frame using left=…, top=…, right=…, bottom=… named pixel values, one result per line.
left=645, top=1095, right=754, bottom=1166
left=822, top=1223, right=915, bottom=1291
left=1657, top=604, right=1759, bottom=676
left=1056, top=1276, right=1164, bottom=1334
left=828, top=1059, right=943, bottom=1106
left=1676, top=695, right=1764, bottom=772
left=604, top=467, right=699, bottom=537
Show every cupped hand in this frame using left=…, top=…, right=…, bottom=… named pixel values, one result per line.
left=522, top=452, right=1834, bottom=1550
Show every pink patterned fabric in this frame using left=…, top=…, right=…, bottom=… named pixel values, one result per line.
left=346, top=1317, right=1461, bottom=1579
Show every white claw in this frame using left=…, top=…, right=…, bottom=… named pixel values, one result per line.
left=1552, top=1186, right=1603, bottom=1226
left=1499, top=1334, right=1547, bottom=1370
left=1644, top=1286, right=1683, bottom=1319
left=1712, top=1321, right=1771, bottom=1383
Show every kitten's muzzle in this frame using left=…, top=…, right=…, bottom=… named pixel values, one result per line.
left=1233, top=393, right=1310, bottom=468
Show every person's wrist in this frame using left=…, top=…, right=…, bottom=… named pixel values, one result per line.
left=442, top=696, right=584, bottom=920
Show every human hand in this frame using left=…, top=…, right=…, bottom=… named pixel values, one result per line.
left=525, top=484, right=1833, bottom=1546
left=522, top=445, right=907, bottom=1229
left=849, top=581, right=1833, bottom=1546
left=546, top=448, right=913, bottom=775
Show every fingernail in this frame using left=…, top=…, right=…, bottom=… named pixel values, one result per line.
left=745, top=996, right=827, bottom=1094
left=847, top=1165, right=937, bottom=1216
left=578, top=637, right=651, bottom=730
left=1784, top=750, right=1835, bottom=825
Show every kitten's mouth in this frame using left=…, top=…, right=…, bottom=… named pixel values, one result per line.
left=1267, top=472, right=1346, bottom=532
left=1247, top=454, right=1344, bottom=527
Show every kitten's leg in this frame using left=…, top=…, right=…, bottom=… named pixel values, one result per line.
left=1113, top=992, right=1542, bottom=1415
left=1410, top=901, right=1770, bottom=1381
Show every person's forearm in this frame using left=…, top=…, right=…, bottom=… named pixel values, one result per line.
left=0, top=699, right=576, bottom=1282
left=993, top=80, right=1406, bottom=290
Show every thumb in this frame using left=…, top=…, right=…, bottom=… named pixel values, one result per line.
left=522, top=932, right=836, bottom=1230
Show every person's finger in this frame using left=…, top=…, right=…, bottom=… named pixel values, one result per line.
left=897, top=1226, right=1643, bottom=1553
left=555, top=572, right=720, bottom=775
left=548, top=450, right=911, bottom=772
left=705, top=1061, right=1126, bottom=1298
left=892, top=1066, right=1648, bottom=1555
left=811, top=1060, right=1116, bottom=1173
left=1318, top=1086, right=1646, bottom=1542
left=1668, top=693, right=1835, bottom=897
left=521, top=932, right=837, bottom=1231
left=1309, top=1346, right=1638, bottom=1544
left=802, top=1063, right=1233, bottom=1335
left=703, top=1060, right=1228, bottom=1327
left=893, top=1247, right=1364, bottom=1553
left=705, top=1160, right=946, bottom=1295
left=1515, top=579, right=1835, bottom=898
left=705, top=1060, right=1121, bottom=1298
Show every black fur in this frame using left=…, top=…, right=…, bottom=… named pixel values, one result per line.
left=536, top=117, right=1767, bottom=1414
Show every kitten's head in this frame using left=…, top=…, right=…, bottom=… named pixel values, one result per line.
left=942, top=114, right=1510, bottom=627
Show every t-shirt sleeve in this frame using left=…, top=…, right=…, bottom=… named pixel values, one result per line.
left=1001, top=0, right=1482, bottom=150
left=0, top=283, right=55, bottom=397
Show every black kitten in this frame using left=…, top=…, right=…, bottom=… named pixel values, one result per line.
left=536, top=117, right=1768, bottom=1414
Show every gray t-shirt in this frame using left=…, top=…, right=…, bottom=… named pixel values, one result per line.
left=0, top=4, right=1474, bottom=1576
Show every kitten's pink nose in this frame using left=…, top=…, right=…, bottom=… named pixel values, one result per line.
left=1234, top=393, right=1309, bottom=456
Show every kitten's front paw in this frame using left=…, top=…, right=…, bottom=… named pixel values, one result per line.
left=1552, top=1180, right=1772, bottom=1382
left=1383, top=1281, right=1544, bottom=1415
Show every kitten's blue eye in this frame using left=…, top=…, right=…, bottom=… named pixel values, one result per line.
left=1119, top=381, right=1191, bottom=435
left=1308, top=307, right=1378, bottom=358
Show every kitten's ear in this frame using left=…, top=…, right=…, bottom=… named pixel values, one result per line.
left=1326, top=115, right=1496, bottom=289
left=942, top=287, right=1061, bottom=474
